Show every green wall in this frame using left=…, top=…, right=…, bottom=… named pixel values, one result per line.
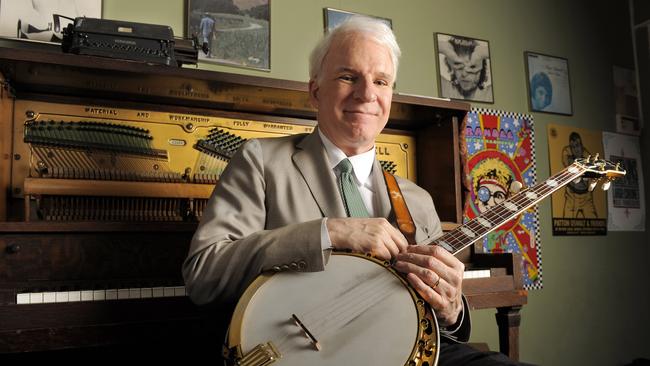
left=103, top=1, right=650, bottom=364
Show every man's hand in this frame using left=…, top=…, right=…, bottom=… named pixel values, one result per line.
left=326, top=218, right=408, bottom=260
left=394, top=245, right=464, bottom=326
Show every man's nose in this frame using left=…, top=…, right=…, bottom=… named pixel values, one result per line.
left=353, top=79, right=377, bottom=102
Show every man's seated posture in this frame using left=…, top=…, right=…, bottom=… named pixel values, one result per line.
left=184, top=15, right=522, bottom=366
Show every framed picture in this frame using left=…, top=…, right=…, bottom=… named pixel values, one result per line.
left=187, top=0, right=270, bottom=71
left=435, top=33, right=494, bottom=103
left=525, top=52, right=572, bottom=115
left=0, top=0, right=102, bottom=43
left=323, top=8, right=392, bottom=33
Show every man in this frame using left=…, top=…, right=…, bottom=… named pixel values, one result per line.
left=561, top=132, right=598, bottom=218
left=199, top=13, right=215, bottom=56
left=184, top=16, right=521, bottom=365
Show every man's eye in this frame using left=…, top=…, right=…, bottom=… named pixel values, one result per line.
left=375, top=80, right=389, bottom=86
left=339, top=75, right=354, bottom=82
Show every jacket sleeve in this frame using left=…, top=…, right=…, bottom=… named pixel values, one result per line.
left=182, top=139, right=327, bottom=306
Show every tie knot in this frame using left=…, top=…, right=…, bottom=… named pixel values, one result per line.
left=336, top=159, right=353, bottom=174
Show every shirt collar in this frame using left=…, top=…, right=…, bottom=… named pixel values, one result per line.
left=318, top=129, right=375, bottom=185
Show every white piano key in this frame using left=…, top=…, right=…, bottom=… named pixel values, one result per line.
left=81, top=290, right=94, bottom=302
left=43, top=292, right=56, bottom=303
left=117, top=289, right=130, bottom=299
left=105, top=289, right=118, bottom=300
left=140, top=288, right=153, bottom=298
left=29, top=293, right=43, bottom=304
left=55, top=292, right=69, bottom=303
left=173, top=287, right=186, bottom=297
left=463, top=269, right=491, bottom=279
left=93, top=290, right=106, bottom=301
left=163, top=287, right=175, bottom=297
left=68, top=291, right=81, bottom=302
left=152, top=287, right=164, bottom=298
left=16, top=293, right=30, bottom=305
left=128, top=288, right=141, bottom=299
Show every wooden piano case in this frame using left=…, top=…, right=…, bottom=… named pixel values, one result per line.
left=0, top=38, right=526, bottom=358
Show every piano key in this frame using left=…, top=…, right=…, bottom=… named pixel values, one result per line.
left=163, top=287, right=175, bottom=297
left=55, top=291, right=69, bottom=303
left=68, top=291, right=81, bottom=302
left=81, top=290, right=93, bottom=301
left=93, top=290, right=106, bottom=301
left=117, top=289, right=130, bottom=299
left=106, top=289, right=118, bottom=300
left=16, top=293, right=30, bottom=304
left=141, top=288, right=153, bottom=298
left=43, top=292, right=56, bottom=303
left=129, top=288, right=141, bottom=299
left=152, top=287, right=164, bottom=298
left=463, top=269, right=491, bottom=279
left=30, top=293, right=43, bottom=304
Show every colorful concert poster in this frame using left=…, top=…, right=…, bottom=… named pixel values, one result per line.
left=464, top=109, right=542, bottom=290
left=547, top=124, right=607, bottom=235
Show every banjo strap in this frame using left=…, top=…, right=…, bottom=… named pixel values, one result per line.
left=382, top=170, right=417, bottom=245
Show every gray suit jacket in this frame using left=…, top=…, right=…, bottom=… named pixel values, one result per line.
left=182, top=130, right=470, bottom=341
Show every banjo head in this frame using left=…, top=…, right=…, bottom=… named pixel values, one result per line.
left=226, top=252, right=439, bottom=366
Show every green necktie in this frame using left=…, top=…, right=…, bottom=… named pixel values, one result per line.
left=336, top=159, right=370, bottom=218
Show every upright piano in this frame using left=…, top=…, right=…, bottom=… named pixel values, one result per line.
left=0, top=38, right=526, bottom=358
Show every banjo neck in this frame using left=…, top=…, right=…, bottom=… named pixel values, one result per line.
left=434, top=157, right=624, bottom=255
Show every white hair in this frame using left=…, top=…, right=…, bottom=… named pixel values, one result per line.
left=308, top=15, right=401, bottom=82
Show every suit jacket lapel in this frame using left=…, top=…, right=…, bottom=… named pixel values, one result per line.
left=293, top=131, right=347, bottom=218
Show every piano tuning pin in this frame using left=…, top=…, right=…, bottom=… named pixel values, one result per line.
left=588, top=179, right=598, bottom=192
left=601, top=180, right=611, bottom=191
left=586, top=154, right=592, bottom=162
left=510, top=181, right=523, bottom=193
left=594, top=153, right=599, bottom=161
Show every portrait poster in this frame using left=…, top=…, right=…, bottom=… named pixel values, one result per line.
left=547, top=124, right=607, bottom=235
left=323, top=8, right=392, bottom=33
left=464, top=108, right=542, bottom=290
left=435, top=33, right=494, bottom=103
left=602, top=132, right=645, bottom=231
left=0, top=0, right=101, bottom=43
left=187, top=0, right=270, bottom=71
left=526, top=52, right=572, bottom=115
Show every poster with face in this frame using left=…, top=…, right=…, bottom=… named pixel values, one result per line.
left=547, top=124, right=607, bottom=235
left=436, top=33, right=494, bottom=103
left=526, top=52, right=572, bottom=115
left=464, top=109, right=542, bottom=290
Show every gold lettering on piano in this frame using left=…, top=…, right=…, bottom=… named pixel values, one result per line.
left=168, top=114, right=210, bottom=123
left=262, top=123, right=293, bottom=131
left=233, top=120, right=250, bottom=127
left=376, top=146, right=390, bottom=155
left=85, top=107, right=118, bottom=116
left=168, top=89, right=210, bottom=99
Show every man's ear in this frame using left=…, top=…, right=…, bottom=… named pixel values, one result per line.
left=308, top=79, right=319, bottom=108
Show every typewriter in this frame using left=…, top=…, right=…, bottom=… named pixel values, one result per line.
left=61, top=17, right=198, bottom=66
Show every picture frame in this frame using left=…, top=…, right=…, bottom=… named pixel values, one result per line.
left=323, top=8, right=392, bottom=33
left=187, top=0, right=270, bottom=71
left=435, top=32, right=494, bottom=103
left=0, top=0, right=102, bottom=44
left=525, top=51, right=573, bottom=115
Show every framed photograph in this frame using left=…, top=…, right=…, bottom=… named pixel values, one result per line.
left=323, top=8, right=392, bottom=33
left=187, top=0, right=270, bottom=71
left=435, top=33, right=494, bottom=103
left=525, top=52, right=573, bottom=115
left=0, top=0, right=102, bottom=43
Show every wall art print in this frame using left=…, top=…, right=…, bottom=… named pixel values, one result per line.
left=464, top=108, right=542, bottom=290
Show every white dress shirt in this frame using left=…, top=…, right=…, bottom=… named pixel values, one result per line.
left=318, top=130, right=379, bottom=249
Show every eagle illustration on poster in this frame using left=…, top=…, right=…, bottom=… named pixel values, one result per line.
left=464, top=109, right=542, bottom=290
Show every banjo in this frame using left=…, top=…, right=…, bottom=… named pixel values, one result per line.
left=224, top=156, right=625, bottom=366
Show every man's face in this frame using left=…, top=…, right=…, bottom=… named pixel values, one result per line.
left=448, top=55, right=483, bottom=93
left=309, top=34, right=394, bottom=156
left=570, top=137, right=583, bottom=157
left=476, top=182, right=506, bottom=213
left=533, top=86, right=547, bottom=109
